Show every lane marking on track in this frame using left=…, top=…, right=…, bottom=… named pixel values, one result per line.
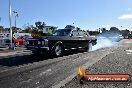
left=126, top=50, right=132, bottom=55
left=126, top=50, right=132, bottom=53
left=124, top=41, right=132, bottom=44
left=126, top=53, right=131, bottom=55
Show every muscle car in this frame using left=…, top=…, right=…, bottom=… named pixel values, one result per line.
left=24, top=28, right=97, bottom=57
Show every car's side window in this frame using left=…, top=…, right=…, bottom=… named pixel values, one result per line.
left=72, top=30, right=79, bottom=37
left=78, top=30, right=84, bottom=36
left=78, top=30, right=90, bottom=37
left=84, top=32, right=90, bottom=37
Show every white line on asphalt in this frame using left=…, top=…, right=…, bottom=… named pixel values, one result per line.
left=126, top=50, right=132, bottom=53
left=126, top=50, right=132, bottom=55
left=124, top=41, right=132, bottom=44
left=126, top=53, right=132, bottom=55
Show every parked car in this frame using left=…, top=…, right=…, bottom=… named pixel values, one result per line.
left=15, top=36, right=24, bottom=45
left=15, top=35, right=30, bottom=46
left=24, top=28, right=97, bottom=57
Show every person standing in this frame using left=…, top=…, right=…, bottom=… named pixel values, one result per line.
left=48, top=27, right=54, bottom=36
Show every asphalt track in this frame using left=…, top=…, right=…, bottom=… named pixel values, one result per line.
left=0, top=39, right=130, bottom=88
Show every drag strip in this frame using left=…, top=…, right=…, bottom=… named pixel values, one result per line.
left=0, top=48, right=95, bottom=78
left=0, top=45, right=121, bottom=88
left=0, top=40, right=127, bottom=88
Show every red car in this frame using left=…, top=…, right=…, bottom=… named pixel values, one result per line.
left=15, top=36, right=25, bottom=46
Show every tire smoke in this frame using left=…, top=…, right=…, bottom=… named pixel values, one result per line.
left=92, top=34, right=122, bottom=51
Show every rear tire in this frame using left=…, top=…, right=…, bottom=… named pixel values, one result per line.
left=52, top=44, right=64, bottom=57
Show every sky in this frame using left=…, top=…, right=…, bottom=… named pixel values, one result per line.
left=0, top=0, right=132, bottom=30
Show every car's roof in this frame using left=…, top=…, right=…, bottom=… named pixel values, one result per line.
left=57, top=28, right=73, bottom=30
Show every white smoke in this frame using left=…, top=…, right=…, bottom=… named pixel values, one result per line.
left=92, top=35, right=118, bottom=51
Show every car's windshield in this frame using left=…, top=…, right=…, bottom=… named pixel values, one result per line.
left=53, top=29, right=72, bottom=36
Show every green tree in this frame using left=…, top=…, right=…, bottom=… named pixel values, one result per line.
left=35, top=21, right=45, bottom=32
left=0, top=26, right=4, bottom=32
left=110, top=27, right=119, bottom=32
left=12, top=26, right=18, bottom=33
left=121, top=29, right=130, bottom=37
left=65, top=25, right=75, bottom=29
left=101, top=28, right=106, bottom=33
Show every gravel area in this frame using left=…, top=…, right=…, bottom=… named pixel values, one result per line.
left=63, top=40, right=132, bottom=88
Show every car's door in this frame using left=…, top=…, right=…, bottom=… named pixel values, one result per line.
left=78, top=30, right=89, bottom=48
left=69, top=29, right=80, bottom=49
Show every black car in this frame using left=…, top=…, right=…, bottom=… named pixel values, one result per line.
left=25, top=28, right=97, bottom=57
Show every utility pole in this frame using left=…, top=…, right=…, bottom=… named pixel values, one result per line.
left=0, top=17, right=2, bottom=33
left=9, top=0, right=13, bottom=50
left=0, top=17, right=1, bottom=32
left=13, top=11, right=18, bottom=28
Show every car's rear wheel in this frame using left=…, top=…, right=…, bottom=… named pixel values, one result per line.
left=53, top=44, right=64, bottom=57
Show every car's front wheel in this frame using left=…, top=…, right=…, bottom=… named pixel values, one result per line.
left=53, top=44, right=64, bottom=57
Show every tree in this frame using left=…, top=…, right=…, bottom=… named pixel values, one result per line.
left=101, top=28, right=107, bottom=33
left=110, top=27, right=119, bottom=32
left=76, top=27, right=81, bottom=30
left=21, top=26, right=32, bottom=33
left=0, top=26, right=4, bottom=32
left=65, top=25, right=75, bottom=29
left=31, top=27, right=38, bottom=33
left=121, top=29, right=130, bottom=38
left=35, top=21, right=45, bottom=32
left=25, top=27, right=32, bottom=33
left=12, top=26, right=18, bottom=33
